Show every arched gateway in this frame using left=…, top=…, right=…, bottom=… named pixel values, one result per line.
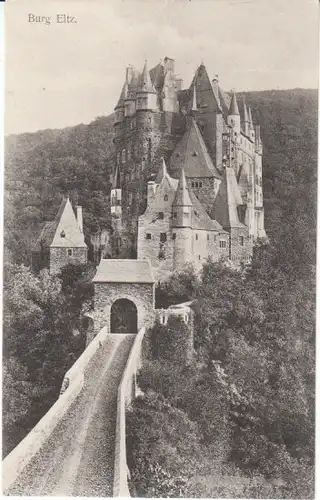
left=92, top=259, right=155, bottom=334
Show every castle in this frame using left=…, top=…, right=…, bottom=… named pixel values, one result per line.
left=32, top=57, right=266, bottom=279
left=110, top=57, right=266, bottom=280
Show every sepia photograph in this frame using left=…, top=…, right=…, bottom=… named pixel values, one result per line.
left=2, top=0, right=318, bottom=497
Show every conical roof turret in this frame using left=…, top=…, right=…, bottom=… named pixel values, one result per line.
left=138, top=60, right=156, bottom=93
left=112, top=164, right=121, bottom=189
left=229, top=92, right=240, bottom=116
left=248, top=106, right=254, bottom=126
left=155, top=158, right=168, bottom=183
left=115, top=81, right=128, bottom=109
left=173, top=168, right=192, bottom=207
left=243, top=98, right=249, bottom=123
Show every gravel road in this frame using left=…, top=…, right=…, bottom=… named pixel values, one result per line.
left=6, top=333, right=135, bottom=497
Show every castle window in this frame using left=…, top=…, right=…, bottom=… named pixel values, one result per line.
left=195, top=233, right=198, bottom=241
left=240, top=236, right=244, bottom=246
left=195, top=182, right=199, bottom=188
left=199, top=181, right=203, bottom=188
left=146, top=233, right=152, bottom=240
left=219, top=240, right=227, bottom=249
left=67, top=249, right=73, bottom=256
left=198, top=255, right=201, bottom=260
left=172, top=233, right=176, bottom=240
left=173, top=212, right=177, bottom=218
left=191, top=182, right=195, bottom=188
left=160, top=233, right=167, bottom=243
left=164, top=195, right=168, bottom=201
left=214, top=235, right=217, bottom=242
left=158, top=212, right=164, bottom=220
left=60, top=230, right=66, bottom=238
left=207, top=234, right=209, bottom=241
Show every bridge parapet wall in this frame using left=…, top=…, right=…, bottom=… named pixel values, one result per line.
left=113, top=327, right=146, bottom=497
left=2, top=326, right=109, bottom=493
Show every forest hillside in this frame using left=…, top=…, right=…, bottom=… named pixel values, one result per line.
left=3, top=88, right=317, bottom=484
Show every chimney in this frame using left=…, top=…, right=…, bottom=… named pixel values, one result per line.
left=76, top=206, right=83, bottom=233
left=175, top=78, right=183, bottom=91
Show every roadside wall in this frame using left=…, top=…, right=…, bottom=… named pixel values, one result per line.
left=113, top=327, right=146, bottom=497
left=2, top=326, right=109, bottom=493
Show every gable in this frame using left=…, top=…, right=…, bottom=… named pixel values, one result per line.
left=50, top=199, right=87, bottom=248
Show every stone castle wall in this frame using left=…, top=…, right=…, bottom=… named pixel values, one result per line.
left=93, top=282, right=155, bottom=333
left=50, top=247, right=87, bottom=275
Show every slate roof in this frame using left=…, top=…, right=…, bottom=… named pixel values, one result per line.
left=33, top=198, right=68, bottom=251
left=229, top=92, right=240, bottom=115
left=190, top=191, right=225, bottom=232
left=169, top=117, right=222, bottom=179
left=173, top=168, right=192, bottom=207
left=212, top=167, right=246, bottom=229
left=138, top=60, right=156, bottom=93
left=92, top=259, right=154, bottom=283
left=50, top=198, right=87, bottom=248
left=115, top=81, right=128, bottom=109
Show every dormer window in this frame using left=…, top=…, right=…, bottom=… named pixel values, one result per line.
left=60, top=230, right=66, bottom=238
left=192, top=150, right=198, bottom=157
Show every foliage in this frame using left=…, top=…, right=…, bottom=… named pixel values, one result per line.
left=155, top=263, right=199, bottom=308
left=2, top=263, right=88, bottom=456
left=144, top=316, right=191, bottom=364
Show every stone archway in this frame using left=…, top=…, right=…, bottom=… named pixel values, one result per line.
left=92, top=259, right=155, bottom=335
left=110, top=298, right=138, bottom=333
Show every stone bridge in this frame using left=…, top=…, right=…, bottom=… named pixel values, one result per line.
left=2, top=259, right=155, bottom=496
left=3, top=329, right=144, bottom=496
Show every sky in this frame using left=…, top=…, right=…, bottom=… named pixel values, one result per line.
left=5, top=0, right=319, bottom=135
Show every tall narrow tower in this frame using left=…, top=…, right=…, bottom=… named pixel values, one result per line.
left=172, top=168, right=193, bottom=269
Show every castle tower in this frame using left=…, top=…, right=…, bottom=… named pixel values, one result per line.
left=227, top=91, right=240, bottom=135
left=135, top=60, right=158, bottom=112
left=114, top=81, right=127, bottom=140
left=110, top=164, right=123, bottom=256
left=172, top=168, right=193, bottom=268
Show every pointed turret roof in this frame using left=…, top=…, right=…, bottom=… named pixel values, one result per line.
left=138, top=60, right=156, bottom=93
left=173, top=168, right=192, bottom=207
left=115, top=81, right=128, bottom=109
left=169, top=117, right=222, bottom=179
left=243, top=98, right=249, bottom=123
left=155, top=158, right=168, bottom=184
left=229, top=92, right=240, bottom=116
left=248, top=106, right=254, bottom=126
left=112, top=164, right=121, bottom=189
left=50, top=198, right=87, bottom=248
left=212, top=167, right=245, bottom=229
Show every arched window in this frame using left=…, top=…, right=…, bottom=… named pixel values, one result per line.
left=164, top=194, right=168, bottom=201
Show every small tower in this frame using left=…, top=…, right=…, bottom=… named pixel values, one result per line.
left=227, top=91, right=240, bottom=135
left=243, top=98, right=250, bottom=137
left=111, top=164, right=122, bottom=231
left=172, top=168, right=193, bottom=269
left=114, top=81, right=127, bottom=125
left=248, top=106, right=255, bottom=142
left=136, top=60, right=158, bottom=112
